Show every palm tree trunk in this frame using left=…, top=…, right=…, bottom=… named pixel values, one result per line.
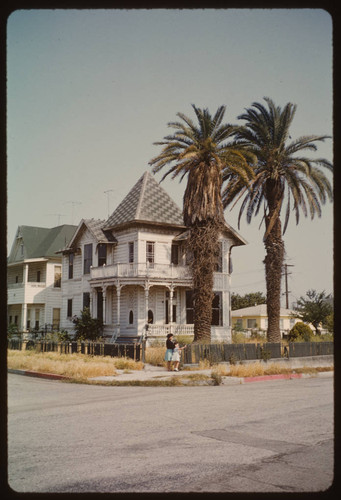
left=264, top=214, right=284, bottom=343
left=188, top=220, right=222, bottom=343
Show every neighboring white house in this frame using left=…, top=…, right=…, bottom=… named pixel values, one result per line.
left=232, top=304, right=300, bottom=338
left=60, top=171, right=247, bottom=343
left=7, top=224, right=77, bottom=332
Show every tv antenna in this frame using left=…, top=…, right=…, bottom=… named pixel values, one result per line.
left=46, top=214, right=66, bottom=226
left=104, top=189, right=114, bottom=218
left=64, top=201, right=82, bottom=225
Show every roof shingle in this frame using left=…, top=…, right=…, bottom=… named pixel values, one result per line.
left=105, top=171, right=184, bottom=229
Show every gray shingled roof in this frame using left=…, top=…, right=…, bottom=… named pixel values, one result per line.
left=105, top=171, right=184, bottom=229
left=65, top=219, right=117, bottom=251
left=8, top=225, right=78, bottom=263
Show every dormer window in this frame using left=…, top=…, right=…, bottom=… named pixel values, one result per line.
left=171, top=244, right=179, bottom=265
left=98, top=244, right=107, bottom=267
left=84, top=244, right=93, bottom=274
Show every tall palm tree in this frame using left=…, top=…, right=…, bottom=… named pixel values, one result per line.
left=149, top=104, right=254, bottom=342
left=222, top=97, right=333, bottom=342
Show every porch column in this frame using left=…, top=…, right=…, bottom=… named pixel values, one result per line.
left=102, top=286, right=107, bottom=325
left=21, top=303, right=27, bottom=332
left=144, top=283, right=149, bottom=327
left=89, top=290, right=93, bottom=316
left=23, top=263, right=28, bottom=284
left=116, top=283, right=121, bottom=336
left=169, top=286, right=174, bottom=334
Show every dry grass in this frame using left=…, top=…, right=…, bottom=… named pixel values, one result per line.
left=144, top=346, right=166, bottom=367
left=7, top=350, right=143, bottom=380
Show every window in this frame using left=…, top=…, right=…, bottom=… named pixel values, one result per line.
left=129, top=242, right=134, bottom=263
left=98, top=244, right=107, bottom=267
left=68, top=253, right=74, bottom=279
left=214, top=242, right=223, bottom=272
left=37, top=270, right=41, bottom=283
left=97, top=291, right=103, bottom=321
left=236, top=318, right=243, bottom=328
left=186, top=290, right=194, bottom=324
left=146, top=241, right=154, bottom=267
left=129, top=310, right=134, bottom=324
left=67, top=299, right=73, bottom=318
left=171, top=244, right=179, bottom=265
left=84, top=244, right=93, bottom=274
left=35, top=309, right=40, bottom=330
left=83, top=292, right=90, bottom=310
left=52, top=308, right=60, bottom=330
left=247, top=318, right=257, bottom=329
left=26, top=309, right=31, bottom=330
left=148, top=309, right=154, bottom=324
left=15, top=275, right=19, bottom=284
left=54, top=266, right=61, bottom=288
left=14, top=315, right=18, bottom=325
left=212, top=292, right=223, bottom=326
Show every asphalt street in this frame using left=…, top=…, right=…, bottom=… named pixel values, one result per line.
left=7, top=373, right=334, bottom=493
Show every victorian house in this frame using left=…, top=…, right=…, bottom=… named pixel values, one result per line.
left=7, top=224, right=77, bottom=332
left=60, top=171, right=247, bottom=343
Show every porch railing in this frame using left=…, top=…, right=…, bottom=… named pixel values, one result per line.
left=146, top=324, right=194, bottom=337
left=90, top=262, right=192, bottom=281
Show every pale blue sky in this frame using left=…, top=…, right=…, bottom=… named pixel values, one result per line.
left=7, top=8, right=333, bottom=306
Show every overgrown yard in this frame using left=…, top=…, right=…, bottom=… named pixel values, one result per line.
left=7, top=349, right=333, bottom=386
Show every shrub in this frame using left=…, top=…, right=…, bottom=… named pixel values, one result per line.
left=288, top=322, right=314, bottom=342
left=72, top=308, right=103, bottom=341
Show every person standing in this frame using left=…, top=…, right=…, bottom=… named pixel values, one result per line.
left=172, top=342, right=187, bottom=371
left=164, top=333, right=176, bottom=371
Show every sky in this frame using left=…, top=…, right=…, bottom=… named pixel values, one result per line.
left=6, top=8, right=333, bottom=307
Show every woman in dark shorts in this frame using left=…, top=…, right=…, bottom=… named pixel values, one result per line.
left=164, top=333, right=176, bottom=371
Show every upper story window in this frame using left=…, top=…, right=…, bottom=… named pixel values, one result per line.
left=84, top=244, right=93, bottom=274
left=37, top=270, right=41, bottom=283
left=129, top=242, right=134, bottom=263
left=214, top=241, right=223, bottom=272
left=146, top=241, right=154, bottom=266
left=98, top=244, right=107, bottom=267
left=171, top=244, right=179, bottom=265
left=68, top=253, right=74, bottom=279
left=54, top=266, right=61, bottom=288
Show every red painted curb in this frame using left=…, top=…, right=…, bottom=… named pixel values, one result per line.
left=9, top=369, right=69, bottom=380
left=243, top=373, right=303, bottom=383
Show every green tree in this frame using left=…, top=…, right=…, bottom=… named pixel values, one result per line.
left=72, top=308, right=104, bottom=341
left=222, top=97, right=333, bottom=342
left=150, top=105, right=254, bottom=342
left=231, top=292, right=266, bottom=310
left=288, top=321, right=314, bottom=342
left=293, top=290, right=333, bottom=335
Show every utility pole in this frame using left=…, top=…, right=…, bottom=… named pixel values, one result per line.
left=283, top=263, right=294, bottom=309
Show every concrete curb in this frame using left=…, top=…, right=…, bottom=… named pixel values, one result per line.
left=8, top=368, right=333, bottom=384
left=8, top=368, right=69, bottom=380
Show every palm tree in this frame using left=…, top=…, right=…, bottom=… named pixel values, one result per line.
left=222, top=97, right=333, bottom=342
left=149, top=105, right=254, bottom=342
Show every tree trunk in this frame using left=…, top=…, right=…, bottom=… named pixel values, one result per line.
left=264, top=183, right=285, bottom=343
left=187, top=220, right=223, bottom=343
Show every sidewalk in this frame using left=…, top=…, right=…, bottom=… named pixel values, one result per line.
left=8, top=363, right=334, bottom=385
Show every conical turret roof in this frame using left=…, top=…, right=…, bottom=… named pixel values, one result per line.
left=104, top=171, right=184, bottom=229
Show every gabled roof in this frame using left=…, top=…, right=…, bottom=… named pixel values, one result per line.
left=232, top=304, right=295, bottom=317
left=8, top=225, right=78, bottom=263
left=104, top=171, right=185, bottom=230
left=63, top=219, right=117, bottom=252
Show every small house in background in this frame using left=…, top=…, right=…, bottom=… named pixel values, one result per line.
left=60, top=171, right=247, bottom=343
left=231, top=304, right=300, bottom=338
left=7, top=224, right=77, bottom=333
